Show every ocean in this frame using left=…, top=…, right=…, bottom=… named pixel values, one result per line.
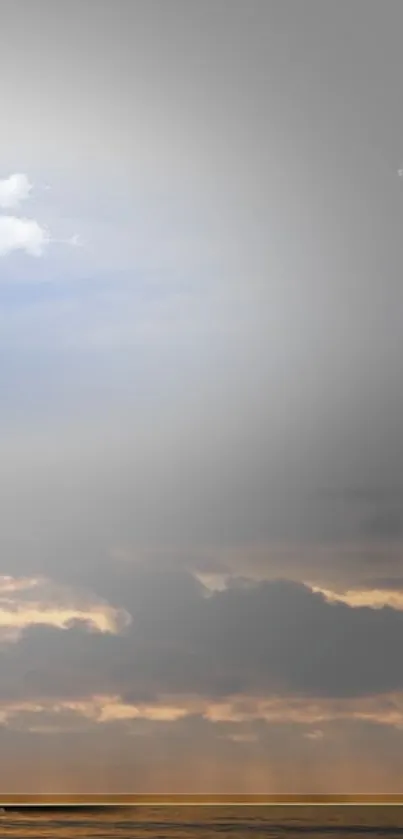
left=1, top=806, right=403, bottom=838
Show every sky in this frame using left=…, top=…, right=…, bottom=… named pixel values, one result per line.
left=1, top=0, right=403, bottom=795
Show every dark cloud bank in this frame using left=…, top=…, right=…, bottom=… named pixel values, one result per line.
left=2, top=566, right=403, bottom=705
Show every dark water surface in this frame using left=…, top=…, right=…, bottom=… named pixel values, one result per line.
left=2, top=806, right=403, bottom=839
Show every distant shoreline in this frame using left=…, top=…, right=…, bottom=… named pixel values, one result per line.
left=2, top=796, right=403, bottom=807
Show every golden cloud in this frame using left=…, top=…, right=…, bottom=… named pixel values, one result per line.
left=0, top=574, right=131, bottom=641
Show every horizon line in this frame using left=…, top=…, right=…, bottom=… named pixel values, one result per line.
left=2, top=795, right=403, bottom=806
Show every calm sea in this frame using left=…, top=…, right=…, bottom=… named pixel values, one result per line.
left=1, top=806, right=403, bottom=838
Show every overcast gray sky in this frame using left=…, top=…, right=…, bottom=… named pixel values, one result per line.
left=1, top=0, right=403, bottom=794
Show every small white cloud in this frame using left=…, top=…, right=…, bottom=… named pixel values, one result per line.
left=0, top=173, right=32, bottom=209
left=0, top=173, right=81, bottom=261
left=0, top=215, right=50, bottom=257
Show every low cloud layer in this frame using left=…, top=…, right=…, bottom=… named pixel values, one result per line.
left=2, top=569, right=403, bottom=709
left=2, top=567, right=403, bottom=793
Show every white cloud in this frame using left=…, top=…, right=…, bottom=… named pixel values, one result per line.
left=0, top=173, right=32, bottom=209
left=0, top=172, right=77, bottom=260
left=0, top=215, right=50, bottom=257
